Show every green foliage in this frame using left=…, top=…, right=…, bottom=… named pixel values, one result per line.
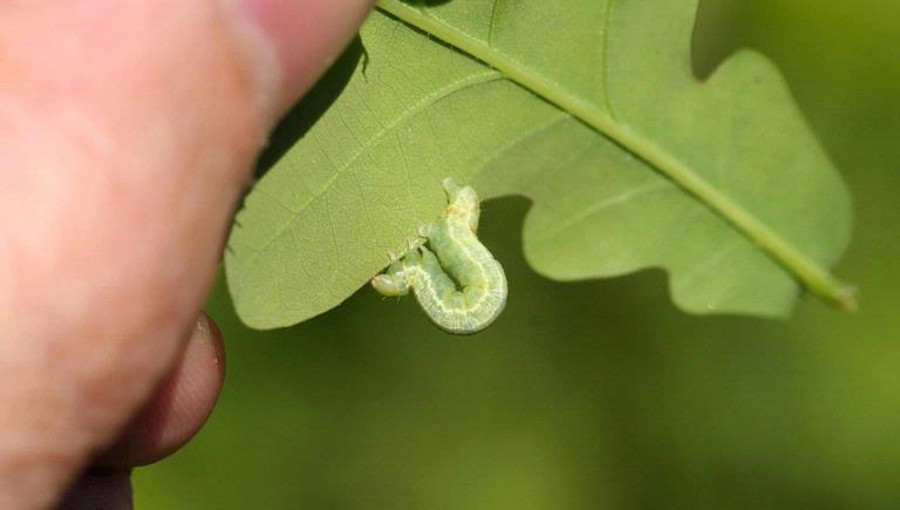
left=137, top=1, right=900, bottom=508
left=225, top=0, right=853, bottom=329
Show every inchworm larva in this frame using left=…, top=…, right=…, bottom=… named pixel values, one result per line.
left=371, top=178, right=507, bottom=334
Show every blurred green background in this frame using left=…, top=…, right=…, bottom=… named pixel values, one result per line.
left=136, top=1, right=900, bottom=508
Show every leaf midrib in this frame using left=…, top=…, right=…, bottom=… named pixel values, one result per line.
left=374, top=0, right=855, bottom=310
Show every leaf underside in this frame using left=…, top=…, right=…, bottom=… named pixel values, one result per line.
left=225, top=0, right=853, bottom=329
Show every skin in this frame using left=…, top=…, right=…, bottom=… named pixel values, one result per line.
left=371, top=179, right=507, bottom=334
left=0, top=1, right=375, bottom=508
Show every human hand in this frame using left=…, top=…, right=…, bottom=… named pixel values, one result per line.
left=0, top=1, right=375, bottom=508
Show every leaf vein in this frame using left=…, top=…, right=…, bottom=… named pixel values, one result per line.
left=674, top=239, right=744, bottom=293
left=546, top=181, right=673, bottom=239
left=238, top=70, right=506, bottom=280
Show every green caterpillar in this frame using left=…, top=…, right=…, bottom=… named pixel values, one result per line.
left=371, top=178, right=507, bottom=334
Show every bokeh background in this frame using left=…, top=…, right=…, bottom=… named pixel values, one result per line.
left=136, top=1, right=900, bottom=508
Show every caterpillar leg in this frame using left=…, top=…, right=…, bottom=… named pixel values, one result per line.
left=371, top=259, right=410, bottom=296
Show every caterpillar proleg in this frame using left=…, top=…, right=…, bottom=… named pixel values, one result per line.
left=371, top=178, right=507, bottom=334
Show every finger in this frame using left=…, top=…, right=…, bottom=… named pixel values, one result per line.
left=96, top=314, right=226, bottom=467
left=60, top=315, right=222, bottom=510
left=0, top=1, right=375, bottom=508
left=234, top=0, right=377, bottom=113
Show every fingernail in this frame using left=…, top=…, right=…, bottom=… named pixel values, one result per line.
left=227, top=0, right=375, bottom=114
left=193, top=312, right=225, bottom=372
left=223, top=0, right=284, bottom=124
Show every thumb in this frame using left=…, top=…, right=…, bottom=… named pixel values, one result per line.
left=0, top=1, right=374, bottom=508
